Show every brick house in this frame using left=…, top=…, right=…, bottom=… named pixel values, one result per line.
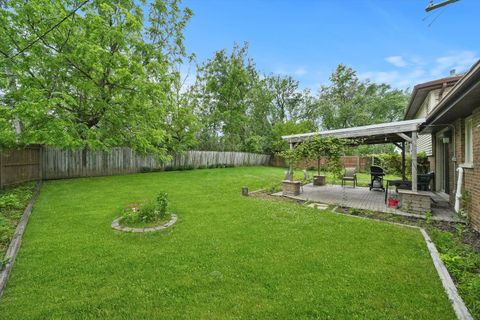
left=413, top=61, right=480, bottom=230
left=404, top=75, right=461, bottom=168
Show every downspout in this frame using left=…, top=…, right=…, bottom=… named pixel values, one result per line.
left=455, top=167, right=463, bottom=213
left=447, top=124, right=457, bottom=202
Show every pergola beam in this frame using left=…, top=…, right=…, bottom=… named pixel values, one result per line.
left=396, top=132, right=412, bottom=143
left=282, top=119, right=425, bottom=144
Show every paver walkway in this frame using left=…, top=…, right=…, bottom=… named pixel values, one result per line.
left=273, top=184, right=463, bottom=223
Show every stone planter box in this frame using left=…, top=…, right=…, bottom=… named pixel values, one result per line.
left=313, top=175, right=326, bottom=186
left=282, top=180, right=301, bottom=196
left=398, top=189, right=431, bottom=215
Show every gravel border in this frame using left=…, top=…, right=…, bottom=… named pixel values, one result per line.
left=0, top=181, right=42, bottom=299
left=111, top=213, right=177, bottom=233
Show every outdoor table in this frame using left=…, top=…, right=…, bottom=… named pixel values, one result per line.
left=385, top=179, right=412, bottom=204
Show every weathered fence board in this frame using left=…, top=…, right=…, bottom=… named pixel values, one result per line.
left=0, top=147, right=270, bottom=186
left=40, top=148, right=271, bottom=180
left=0, top=146, right=41, bottom=188
left=270, top=155, right=371, bottom=172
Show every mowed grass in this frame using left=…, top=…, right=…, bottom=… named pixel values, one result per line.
left=0, top=167, right=455, bottom=319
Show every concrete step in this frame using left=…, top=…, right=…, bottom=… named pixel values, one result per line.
left=432, top=199, right=451, bottom=209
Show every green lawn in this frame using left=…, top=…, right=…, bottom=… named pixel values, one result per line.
left=0, top=167, right=455, bottom=319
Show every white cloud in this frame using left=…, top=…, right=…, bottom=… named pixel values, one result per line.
left=385, top=56, right=408, bottom=67
left=294, top=67, right=307, bottom=76
left=431, top=51, right=478, bottom=76
left=359, top=51, right=479, bottom=89
left=274, top=66, right=308, bottom=77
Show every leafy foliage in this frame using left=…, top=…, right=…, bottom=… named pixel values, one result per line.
left=315, top=64, right=408, bottom=130
left=190, top=43, right=316, bottom=154
left=122, top=192, right=169, bottom=225
left=374, top=152, right=429, bottom=176
left=429, top=227, right=480, bottom=319
left=0, top=182, right=35, bottom=257
left=295, top=136, right=350, bottom=178
left=0, top=0, right=194, bottom=160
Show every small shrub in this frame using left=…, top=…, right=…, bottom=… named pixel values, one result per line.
left=0, top=194, right=22, bottom=210
left=425, top=210, right=432, bottom=224
left=121, top=192, right=169, bottom=225
left=0, top=216, right=12, bottom=246
left=156, top=192, right=168, bottom=215
left=121, top=207, right=140, bottom=225
left=138, top=202, right=159, bottom=222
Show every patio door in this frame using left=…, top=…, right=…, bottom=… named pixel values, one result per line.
left=435, top=131, right=450, bottom=194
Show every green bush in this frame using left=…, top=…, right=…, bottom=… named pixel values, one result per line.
left=374, top=152, right=429, bottom=176
left=0, top=216, right=12, bottom=246
left=0, top=194, right=22, bottom=210
left=156, top=192, right=168, bottom=215
left=429, top=227, right=480, bottom=318
left=122, top=192, right=169, bottom=225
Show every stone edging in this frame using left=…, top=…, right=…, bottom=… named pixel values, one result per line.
left=0, top=181, right=42, bottom=299
left=111, top=213, right=177, bottom=233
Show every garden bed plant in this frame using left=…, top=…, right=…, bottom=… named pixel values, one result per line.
left=119, top=192, right=171, bottom=228
left=0, top=182, right=36, bottom=268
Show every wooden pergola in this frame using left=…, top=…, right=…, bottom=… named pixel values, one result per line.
left=282, top=118, right=426, bottom=192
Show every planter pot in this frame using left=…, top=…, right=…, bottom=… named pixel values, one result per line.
left=313, top=175, right=326, bottom=186
left=388, top=198, right=399, bottom=208
left=282, top=180, right=301, bottom=196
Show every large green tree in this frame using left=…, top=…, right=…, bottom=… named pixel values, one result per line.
left=191, top=43, right=259, bottom=151
left=315, top=64, right=408, bottom=130
left=190, top=43, right=315, bottom=153
left=0, top=0, right=193, bottom=160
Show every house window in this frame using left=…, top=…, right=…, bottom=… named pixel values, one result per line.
left=464, top=116, right=474, bottom=165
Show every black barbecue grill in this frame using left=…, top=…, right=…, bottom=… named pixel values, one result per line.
left=369, top=166, right=385, bottom=191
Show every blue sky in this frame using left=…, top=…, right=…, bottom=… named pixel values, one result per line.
left=181, top=0, right=479, bottom=91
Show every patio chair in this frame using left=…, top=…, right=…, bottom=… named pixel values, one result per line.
left=341, top=167, right=357, bottom=188
left=418, top=172, right=434, bottom=191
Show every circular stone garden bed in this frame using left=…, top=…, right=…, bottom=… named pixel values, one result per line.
left=111, top=213, right=177, bottom=233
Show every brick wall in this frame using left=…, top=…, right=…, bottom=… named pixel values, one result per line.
left=447, top=108, right=480, bottom=231
left=465, top=108, right=480, bottom=230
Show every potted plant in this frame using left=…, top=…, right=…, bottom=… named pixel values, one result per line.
left=387, top=194, right=400, bottom=208
left=313, top=157, right=326, bottom=186
left=278, top=149, right=302, bottom=196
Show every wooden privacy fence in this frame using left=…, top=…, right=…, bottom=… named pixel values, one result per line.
left=41, top=148, right=271, bottom=180
left=0, top=146, right=42, bottom=188
left=270, top=155, right=371, bottom=172
left=0, top=147, right=271, bottom=186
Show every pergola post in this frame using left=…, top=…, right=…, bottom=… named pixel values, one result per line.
left=288, top=142, right=294, bottom=179
left=411, top=131, right=418, bottom=192
left=401, top=141, right=406, bottom=181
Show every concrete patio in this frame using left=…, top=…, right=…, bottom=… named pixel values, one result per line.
left=273, top=183, right=463, bottom=223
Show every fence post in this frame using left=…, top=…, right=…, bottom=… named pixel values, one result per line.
left=38, top=146, right=43, bottom=181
